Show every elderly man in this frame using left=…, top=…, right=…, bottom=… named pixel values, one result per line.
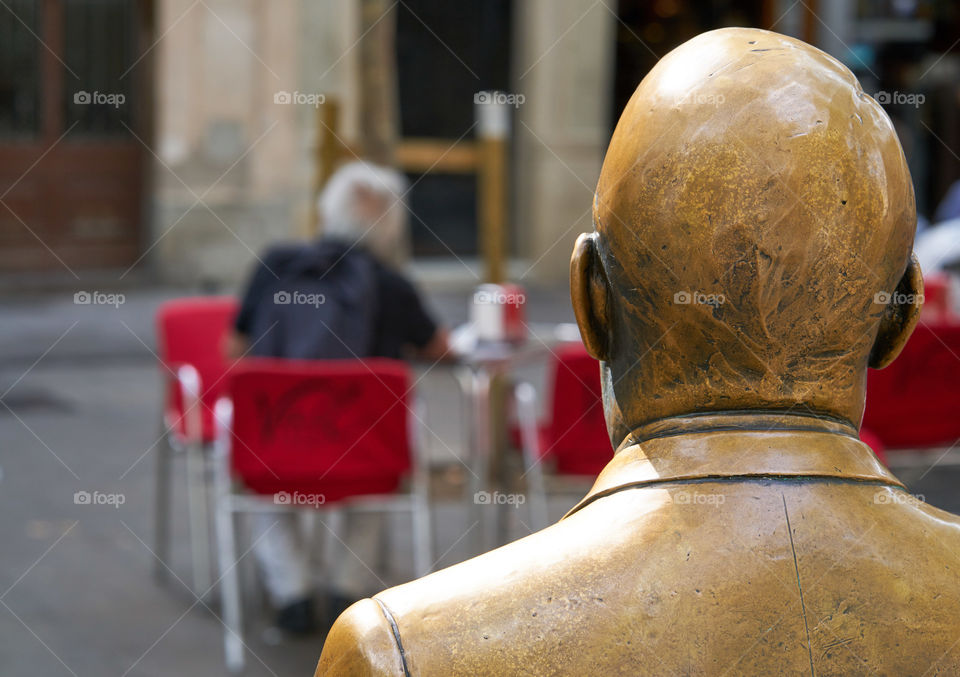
left=316, top=28, right=960, bottom=675
left=229, top=161, right=450, bottom=633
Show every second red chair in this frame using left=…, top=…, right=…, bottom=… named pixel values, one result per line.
left=213, top=358, right=432, bottom=672
left=155, top=296, right=238, bottom=594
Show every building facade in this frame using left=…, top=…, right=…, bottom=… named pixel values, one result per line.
left=1, top=0, right=954, bottom=288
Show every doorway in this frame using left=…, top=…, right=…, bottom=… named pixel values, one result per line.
left=0, top=0, right=152, bottom=273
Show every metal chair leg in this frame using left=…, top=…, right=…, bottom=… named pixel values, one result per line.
left=516, top=382, right=549, bottom=529
left=413, top=493, right=432, bottom=577
left=216, top=501, right=244, bottom=673
left=323, top=507, right=346, bottom=591
left=187, top=439, right=212, bottom=596
left=410, top=395, right=433, bottom=576
left=154, top=426, right=173, bottom=583
left=178, top=365, right=212, bottom=597
left=468, top=369, right=494, bottom=551
left=240, top=513, right=265, bottom=610
left=212, top=397, right=243, bottom=672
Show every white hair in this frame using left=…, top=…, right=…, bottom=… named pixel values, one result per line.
left=318, top=161, right=409, bottom=266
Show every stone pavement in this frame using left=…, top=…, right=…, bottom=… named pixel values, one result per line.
left=1, top=283, right=958, bottom=676
left=0, top=282, right=578, bottom=677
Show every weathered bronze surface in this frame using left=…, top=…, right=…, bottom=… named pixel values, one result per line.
left=316, top=28, right=960, bottom=675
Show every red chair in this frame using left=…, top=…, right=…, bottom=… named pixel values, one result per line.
left=155, top=296, right=238, bottom=594
left=920, top=273, right=956, bottom=324
left=864, top=321, right=960, bottom=463
left=859, top=428, right=888, bottom=467
left=514, top=342, right=613, bottom=528
left=212, top=358, right=431, bottom=672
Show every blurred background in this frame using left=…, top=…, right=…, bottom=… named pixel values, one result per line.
left=1, top=1, right=959, bottom=675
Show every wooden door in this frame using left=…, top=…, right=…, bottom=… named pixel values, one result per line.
left=0, top=0, right=150, bottom=272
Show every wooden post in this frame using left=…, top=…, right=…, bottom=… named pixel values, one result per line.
left=476, top=92, right=511, bottom=284
left=358, top=0, right=399, bottom=165
left=475, top=92, right=514, bottom=545
left=479, top=136, right=508, bottom=284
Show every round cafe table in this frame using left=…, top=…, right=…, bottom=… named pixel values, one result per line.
left=451, top=323, right=580, bottom=553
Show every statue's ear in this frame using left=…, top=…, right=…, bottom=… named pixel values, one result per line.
left=571, top=232, right=611, bottom=361
left=869, top=254, right=923, bottom=369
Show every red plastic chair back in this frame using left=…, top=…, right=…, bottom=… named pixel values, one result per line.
left=864, top=322, right=960, bottom=448
left=225, top=359, right=413, bottom=501
left=543, top=343, right=612, bottom=475
left=921, top=274, right=952, bottom=323
left=859, top=427, right=887, bottom=466
left=157, top=296, right=238, bottom=442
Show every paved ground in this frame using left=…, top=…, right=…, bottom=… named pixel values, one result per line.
left=0, top=282, right=579, bottom=677
left=1, top=283, right=959, bottom=677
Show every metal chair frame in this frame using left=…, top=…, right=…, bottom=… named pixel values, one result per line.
left=212, top=385, right=432, bottom=672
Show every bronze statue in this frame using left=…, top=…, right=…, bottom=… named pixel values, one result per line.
left=316, top=28, right=960, bottom=675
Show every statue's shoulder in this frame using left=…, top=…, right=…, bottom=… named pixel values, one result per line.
left=315, top=598, right=406, bottom=677
left=318, top=517, right=597, bottom=674
left=913, top=496, right=960, bottom=535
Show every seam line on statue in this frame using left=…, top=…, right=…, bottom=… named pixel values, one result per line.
left=625, top=425, right=861, bottom=446
left=565, top=475, right=905, bottom=518
left=373, top=597, right=412, bottom=677
left=630, top=408, right=857, bottom=426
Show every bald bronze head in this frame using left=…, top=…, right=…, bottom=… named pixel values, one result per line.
left=572, top=27, right=923, bottom=447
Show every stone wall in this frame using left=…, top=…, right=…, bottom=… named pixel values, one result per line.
left=151, top=0, right=357, bottom=286
left=513, top=0, right=616, bottom=283
left=149, top=0, right=615, bottom=288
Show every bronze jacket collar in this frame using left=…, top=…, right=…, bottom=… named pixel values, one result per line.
left=565, top=412, right=904, bottom=518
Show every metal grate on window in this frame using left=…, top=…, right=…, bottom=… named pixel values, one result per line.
left=0, top=0, right=41, bottom=138
left=63, top=0, right=137, bottom=137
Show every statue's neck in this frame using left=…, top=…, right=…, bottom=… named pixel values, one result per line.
left=617, top=409, right=858, bottom=453
left=567, top=414, right=900, bottom=520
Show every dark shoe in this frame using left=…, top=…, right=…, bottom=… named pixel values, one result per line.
left=276, top=597, right=316, bottom=635
left=324, top=590, right=359, bottom=626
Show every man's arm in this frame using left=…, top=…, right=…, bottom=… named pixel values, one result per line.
left=227, top=245, right=299, bottom=361
left=223, top=330, right=249, bottom=361
left=378, top=270, right=455, bottom=364
left=414, top=326, right=454, bottom=363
